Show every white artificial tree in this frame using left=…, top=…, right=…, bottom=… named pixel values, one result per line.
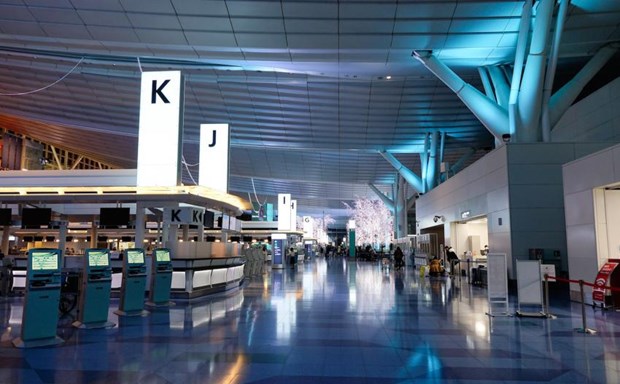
left=344, top=198, right=393, bottom=249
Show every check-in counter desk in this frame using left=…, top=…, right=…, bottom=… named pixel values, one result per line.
left=9, top=242, right=245, bottom=301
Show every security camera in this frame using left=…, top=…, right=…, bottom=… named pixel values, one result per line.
left=433, top=215, right=440, bottom=223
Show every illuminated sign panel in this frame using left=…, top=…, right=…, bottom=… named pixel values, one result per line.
left=199, top=124, right=230, bottom=193
left=277, top=194, right=291, bottom=231
left=137, top=71, right=184, bottom=187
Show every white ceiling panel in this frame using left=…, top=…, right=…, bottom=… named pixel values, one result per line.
left=77, top=10, right=133, bottom=27
left=119, top=0, right=174, bottom=13
left=29, top=7, right=82, bottom=24
left=0, top=5, right=36, bottom=21
left=87, top=25, right=140, bottom=43
left=231, top=18, right=285, bottom=33
left=170, top=0, right=229, bottom=16
left=235, top=33, right=288, bottom=49
left=178, top=16, right=233, bottom=32
left=68, top=0, right=125, bottom=11
left=282, top=2, right=337, bottom=18
left=127, top=13, right=182, bottom=29
left=39, top=23, right=92, bottom=39
left=226, top=1, right=283, bottom=18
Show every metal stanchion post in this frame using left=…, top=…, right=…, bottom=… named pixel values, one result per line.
left=575, top=280, right=596, bottom=334
left=543, top=274, right=556, bottom=319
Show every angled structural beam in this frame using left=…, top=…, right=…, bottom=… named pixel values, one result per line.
left=413, top=51, right=509, bottom=141
left=450, top=148, right=476, bottom=175
left=549, top=44, right=618, bottom=128
left=368, top=183, right=394, bottom=211
left=516, top=0, right=555, bottom=142
left=380, top=151, right=425, bottom=193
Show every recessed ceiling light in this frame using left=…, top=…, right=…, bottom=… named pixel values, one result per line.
left=386, top=76, right=392, bottom=80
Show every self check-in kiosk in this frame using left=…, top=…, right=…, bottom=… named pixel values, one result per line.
left=13, top=248, right=63, bottom=348
left=114, top=248, right=149, bottom=317
left=146, top=248, right=174, bottom=307
left=72, top=249, right=115, bottom=329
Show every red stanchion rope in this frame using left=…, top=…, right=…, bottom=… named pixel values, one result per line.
left=545, top=274, right=620, bottom=292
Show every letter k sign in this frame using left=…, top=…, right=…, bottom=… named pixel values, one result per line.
left=151, top=79, right=170, bottom=104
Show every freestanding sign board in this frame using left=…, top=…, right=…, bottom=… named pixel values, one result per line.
left=516, top=259, right=544, bottom=317
left=272, top=233, right=286, bottom=269
left=486, top=253, right=509, bottom=316
left=593, top=261, right=619, bottom=308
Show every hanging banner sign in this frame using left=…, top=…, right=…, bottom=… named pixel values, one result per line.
left=592, top=261, right=619, bottom=305
left=137, top=71, right=184, bottom=187
left=199, top=123, right=230, bottom=193
left=290, top=200, right=297, bottom=231
left=164, top=207, right=205, bottom=225
left=302, top=216, right=313, bottom=237
left=277, top=194, right=291, bottom=231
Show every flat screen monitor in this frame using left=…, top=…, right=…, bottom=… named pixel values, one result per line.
left=99, top=207, right=130, bottom=227
left=21, top=208, right=52, bottom=228
left=126, top=249, right=144, bottom=265
left=30, top=250, right=59, bottom=271
left=155, top=249, right=171, bottom=262
left=0, top=208, right=11, bottom=225
left=87, top=250, right=109, bottom=267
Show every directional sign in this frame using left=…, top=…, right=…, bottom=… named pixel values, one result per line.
left=164, top=207, right=205, bottom=225
left=137, top=71, right=184, bottom=187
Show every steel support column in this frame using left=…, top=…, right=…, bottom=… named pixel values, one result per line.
left=516, top=0, right=554, bottom=142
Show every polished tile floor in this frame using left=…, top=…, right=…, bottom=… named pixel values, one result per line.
left=0, top=257, right=619, bottom=383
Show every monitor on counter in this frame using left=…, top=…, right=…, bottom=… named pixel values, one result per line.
left=154, top=249, right=171, bottom=262
left=126, top=249, right=144, bottom=265
left=87, top=249, right=109, bottom=267
left=30, top=250, right=59, bottom=271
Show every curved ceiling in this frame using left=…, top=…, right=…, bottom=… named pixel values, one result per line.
left=0, top=0, right=618, bottom=223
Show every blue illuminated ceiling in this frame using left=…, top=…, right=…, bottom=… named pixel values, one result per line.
left=0, top=0, right=618, bottom=223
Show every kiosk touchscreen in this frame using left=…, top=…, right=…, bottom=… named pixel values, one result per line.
left=146, top=248, right=174, bottom=307
left=114, top=248, right=149, bottom=317
left=73, top=249, right=115, bottom=329
left=13, top=248, right=63, bottom=348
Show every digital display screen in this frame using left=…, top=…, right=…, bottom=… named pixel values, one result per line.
left=88, top=250, right=109, bottom=267
left=155, top=249, right=170, bottom=262
left=31, top=251, right=58, bottom=271
left=127, top=249, right=144, bottom=264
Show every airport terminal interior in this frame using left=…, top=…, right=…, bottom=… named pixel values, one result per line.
left=0, top=0, right=620, bottom=383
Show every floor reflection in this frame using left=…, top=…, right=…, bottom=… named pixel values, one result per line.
left=0, top=257, right=618, bottom=383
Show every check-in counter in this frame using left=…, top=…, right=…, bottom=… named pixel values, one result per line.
left=8, top=242, right=246, bottom=301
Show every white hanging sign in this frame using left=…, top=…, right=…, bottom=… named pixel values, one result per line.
left=199, top=123, right=230, bottom=193
left=137, top=71, right=184, bottom=187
